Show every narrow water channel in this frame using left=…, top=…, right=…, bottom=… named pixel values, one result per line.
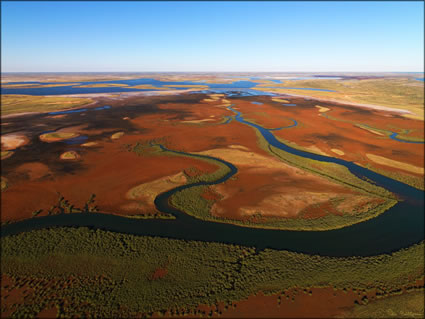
left=2, top=99, right=423, bottom=257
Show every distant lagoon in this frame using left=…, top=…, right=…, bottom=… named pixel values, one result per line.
left=1, top=78, right=336, bottom=95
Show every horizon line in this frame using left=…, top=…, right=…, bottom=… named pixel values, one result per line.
left=2, top=71, right=424, bottom=74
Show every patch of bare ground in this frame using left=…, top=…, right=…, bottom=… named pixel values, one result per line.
left=232, top=97, right=422, bottom=186
left=1, top=133, right=29, bottom=150
left=123, top=172, right=187, bottom=213
left=197, top=147, right=379, bottom=221
left=15, top=162, right=51, bottom=180
left=1, top=131, right=219, bottom=221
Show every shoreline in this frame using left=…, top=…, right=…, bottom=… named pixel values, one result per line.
left=259, top=90, right=414, bottom=115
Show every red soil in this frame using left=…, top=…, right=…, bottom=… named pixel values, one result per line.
left=129, top=102, right=263, bottom=154
left=36, top=306, right=58, bottom=318
left=236, top=98, right=424, bottom=180
left=211, top=288, right=358, bottom=318
left=192, top=281, right=424, bottom=318
left=1, top=94, right=400, bottom=222
left=1, top=133, right=220, bottom=221
left=150, top=267, right=168, bottom=280
left=210, top=166, right=364, bottom=221
left=15, top=162, right=51, bottom=181
left=201, top=187, right=221, bottom=201
left=1, top=275, right=36, bottom=318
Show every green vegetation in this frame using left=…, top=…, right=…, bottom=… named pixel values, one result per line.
left=172, top=185, right=397, bottom=231
left=39, top=132, right=78, bottom=141
left=128, top=137, right=398, bottom=231
left=1, top=95, right=92, bottom=116
left=318, top=114, right=424, bottom=190
left=363, top=162, right=424, bottom=191
left=134, top=134, right=400, bottom=231
left=255, top=78, right=424, bottom=120
left=31, top=192, right=175, bottom=221
left=1, top=83, right=80, bottom=89
left=1, top=228, right=423, bottom=317
left=111, top=131, right=125, bottom=140
left=167, top=147, right=232, bottom=220
left=171, top=185, right=212, bottom=219
left=264, top=144, right=400, bottom=228
left=1, top=150, right=13, bottom=159
left=26, top=193, right=99, bottom=217
left=120, top=212, right=175, bottom=220
left=322, top=111, right=423, bottom=143
left=341, top=290, right=424, bottom=318
left=166, top=154, right=230, bottom=220
left=255, top=130, right=395, bottom=200
left=126, top=141, right=166, bottom=157
left=31, top=209, right=43, bottom=217
left=60, top=151, right=80, bottom=160
left=181, top=128, right=401, bottom=231
left=1, top=177, right=9, bottom=192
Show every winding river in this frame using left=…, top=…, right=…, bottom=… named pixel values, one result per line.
left=1, top=100, right=423, bottom=257
left=389, top=132, right=425, bottom=144
left=320, top=113, right=425, bottom=144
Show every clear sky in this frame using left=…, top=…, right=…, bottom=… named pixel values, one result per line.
left=1, top=1, right=423, bottom=72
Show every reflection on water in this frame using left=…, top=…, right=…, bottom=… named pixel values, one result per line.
left=94, top=105, right=111, bottom=110
left=48, top=105, right=111, bottom=116
left=389, top=132, right=424, bottom=144
left=63, top=135, right=88, bottom=145
left=3, top=77, right=337, bottom=96
left=48, top=108, right=88, bottom=115
left=1, top=93, right=423, bottom=257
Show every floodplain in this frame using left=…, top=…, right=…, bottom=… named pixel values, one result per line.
left=1, top=73, right=424, bottom=318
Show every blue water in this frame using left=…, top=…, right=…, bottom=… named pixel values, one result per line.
left=263, top=87, right=335, bottom=92
left=321, top=116, right=424, bottom=145
left=227, top=105, right=423, bottom=202
left=415, top=78, right=424, bottom=82
left=270, top=119, right=298, bottom=130
left=251, top=101, right=263, bottom=105
left=94, top=105, right=111, bottom=110
left=223, top=116, right=233, bottom=124
left=2, top=96, right=423, bottom=257
left=283, top=104, right=297, bottom=106
left=250, top=77, right=283, bottom=84
left=389, top=132, right=424, bottom=144
left=1, top=78, right=336, bottom=95
left=48, top=108, right=88, bottom=115
left=63, top=135, right=88, bottom=145
left=197, top=89, right=276, bottom=97
left=48, top=105, right=111, bottom=115
left=39, top=129, right=88, bottom=145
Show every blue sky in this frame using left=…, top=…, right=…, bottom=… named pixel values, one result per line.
left=1, top=1, right=423, bottom=72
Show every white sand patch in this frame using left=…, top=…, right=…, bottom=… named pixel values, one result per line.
left=111, top=132, right=125, bottom=140
left=315, top=105, right=330, bottom=113
left=304, top=145, right=329, bottom=156
left=366, top=153, right=424, bottom=175
left=126, top=172, right=187, bottom=204
left=181, top=119, right=214, bottom=124
left=1, top=134, right=28, bottom=150
left=331, top=148, right=345, bottom=156
left=356, top=125, right=385, bottom=136
left=228, top=145, right=250, bottom=151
